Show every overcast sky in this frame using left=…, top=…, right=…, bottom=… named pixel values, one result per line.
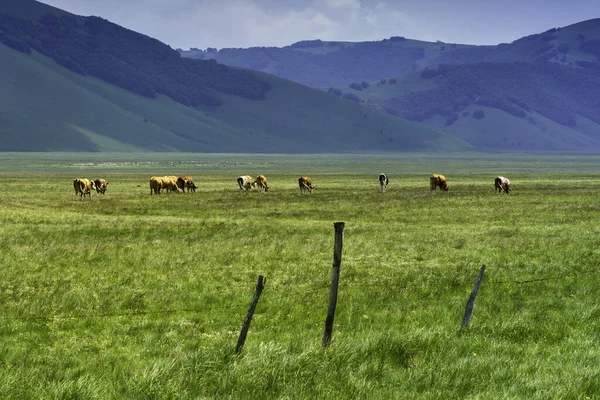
left=39, top=0, right=600, bottom=50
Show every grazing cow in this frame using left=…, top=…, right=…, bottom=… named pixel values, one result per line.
left=298, top=176, right=313, bottom=194
left=73, top=178, right=96, bottom=200
left=150, top=176, right=164, bottom=195
left=255, top=174, right=269, bottom=192
left=177, top=176, right=198, bottom=192
left=94, top=179, right=109, bottom=195
left=378, top=173, right=389, bottom=192
left=162, top=176, right=182, bottom=193
left=430, top=174, right=449, bottom=191
left=149, top=176, right=180, bottom=195
left=237, top=175, right=256, bottom=192
left=494, top=176, right=511, bottom=194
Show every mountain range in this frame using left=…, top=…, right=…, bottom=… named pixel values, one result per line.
left=0, top=0, right=598, bottom=152
left=180, top=18, right=600, bottom=152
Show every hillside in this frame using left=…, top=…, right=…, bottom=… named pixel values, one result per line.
left=332, top=62, right=600, bottom=151
left=180, top=19, right=600, bottom=152
left=0, top=0, right=470, bottom=153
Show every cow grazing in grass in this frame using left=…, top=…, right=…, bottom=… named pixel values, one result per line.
left=177, top=176, right=198, bottom=192
left=150, top=176, right=180, bottom=195
left=73, top=178, right=96, bottom=200
left=255, top=174, right=269, bottom=192
left=162, top=176, right=182, bottom=193
left=379, top=173, right=389, bottom=192
left=94, top=179, right=109, bottom=195
left=430, top=174, right=449, bottom=191
left=298, top=176, right=313, bottom=194
left=150, top=176, right=164, bottom=195
left=237, top=175, right=256, bottom=192
left=495, top=176, right=511, bottom=194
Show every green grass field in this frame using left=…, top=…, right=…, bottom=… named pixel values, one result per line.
left=1, top=153, right=600, bottom=399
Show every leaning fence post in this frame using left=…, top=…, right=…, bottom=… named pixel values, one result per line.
left=459, top=264, right=486, bottom=334
left=322, top=222, right=345, bottom=348
left=235, top=274, right=266, bottom=354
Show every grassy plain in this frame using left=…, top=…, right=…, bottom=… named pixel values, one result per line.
left=1, top=152, right=600, bottom=399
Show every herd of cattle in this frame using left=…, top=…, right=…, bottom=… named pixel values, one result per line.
left=72, top=174, right=511, bottom=199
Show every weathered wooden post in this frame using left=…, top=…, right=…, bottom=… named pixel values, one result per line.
left=235, top=274, right=266, bottom=354
left=459, top=264, right=486, bottom=334
left=322, top=222, right=345, bottom=348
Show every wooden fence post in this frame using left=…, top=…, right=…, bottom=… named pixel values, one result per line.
left=235, top=274, right=266, bottom=354
left=322, top=222, right=345, bottom=348
left=459, top=264, right=486, bottom=334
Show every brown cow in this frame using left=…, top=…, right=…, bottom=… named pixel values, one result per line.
left=162, top=176, right=182, bottom=193
left=430, top=174, right=449, bottom=191
left=494, top=176, right=511, bottom=194
left=255, top=174, right=269, bottom=192
left=177, top=176, right=198, bottom=192
left=94, top=179, right=109, bottom=195
left=237, top=175, right=256, bottom=192
left=298, top=176, right=313, bottom=194
left=73, top=178, right=96, bottom=200
left=150, top=176, right=164, bottom=195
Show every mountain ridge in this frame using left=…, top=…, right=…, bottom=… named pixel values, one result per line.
left=0, top=0, right=470, bottom=153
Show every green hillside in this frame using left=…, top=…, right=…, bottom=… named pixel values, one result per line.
left=0, top=0, right=471, bottom=153
left=180, top=19, right=600, bottom=152
left=327, top=61, right=600, bottom=152
left=0, top=37, right=469, bottom=152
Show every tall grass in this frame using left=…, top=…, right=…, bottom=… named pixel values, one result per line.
left=1, top=153, right=600, bottom=398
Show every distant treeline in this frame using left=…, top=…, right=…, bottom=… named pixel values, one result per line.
left=0, top=13, right=271, bottom=107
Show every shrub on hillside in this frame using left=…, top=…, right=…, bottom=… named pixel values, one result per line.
left=473, top=109, right=485, bottom=119
left=388, top=78, right=397, bottom=84
left=350, top=82, right=363, bottom=91
left=343, top=93, right=363, bottom=103
left=333, top=88, right=342, bottom=96
left=379, top=79, right=387, bottom=84
left=361, top=81, right=370, bottom=89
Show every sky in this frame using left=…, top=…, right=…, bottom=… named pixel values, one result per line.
left=39, top=0, right=600, bottom=50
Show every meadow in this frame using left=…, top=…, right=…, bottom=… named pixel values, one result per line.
left=1, top=152, right=600, bottom=399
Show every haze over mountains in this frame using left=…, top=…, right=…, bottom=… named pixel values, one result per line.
left=0, top=0, right=598, bottom=152
left=181, top=18, right=600, bottom=152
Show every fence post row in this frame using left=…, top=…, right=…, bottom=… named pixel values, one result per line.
left=322, top=222, right=345, bottom=348
left=235, top=274, right=266, bottom=354
left=459, top=264, right=486, bottom=334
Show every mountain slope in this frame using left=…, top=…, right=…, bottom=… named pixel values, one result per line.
left=180, top=19, right=600, bottom=152
left=333, top=62, right=600, bottom=151
left=0, top=0, right=471, bottom=153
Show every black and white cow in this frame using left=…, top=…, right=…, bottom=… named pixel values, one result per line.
left=494, top=176, right=511, bottom=194
left=378, top=173, right=389, bottom=192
